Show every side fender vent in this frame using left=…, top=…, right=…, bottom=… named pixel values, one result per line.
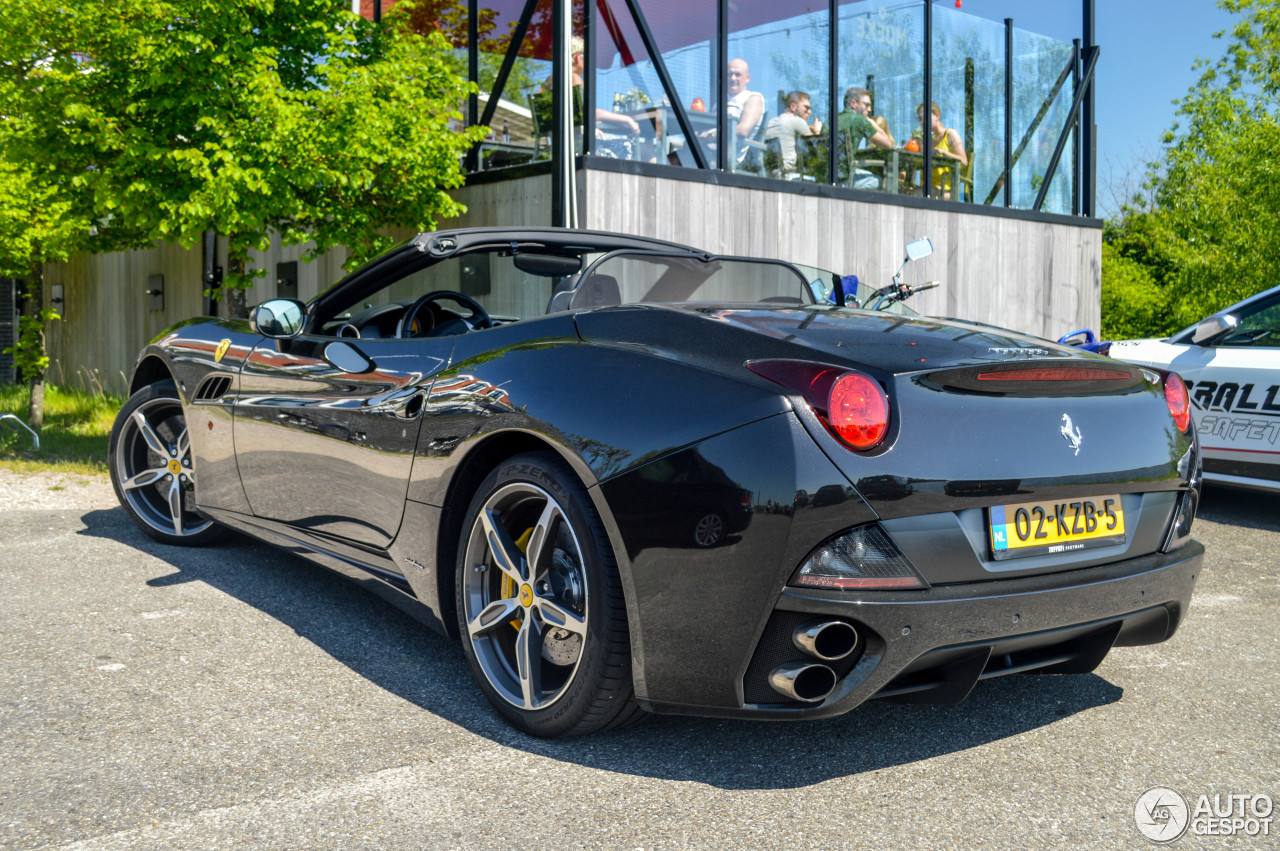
left=193, top=375, right=233, bottom=402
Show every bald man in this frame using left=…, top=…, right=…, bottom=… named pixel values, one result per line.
left=726, top=58, right=765, bottom=145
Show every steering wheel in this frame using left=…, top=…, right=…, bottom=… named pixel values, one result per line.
left=397, top=291, right=492, bottom=339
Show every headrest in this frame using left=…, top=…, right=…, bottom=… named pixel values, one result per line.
left=570, top=274, right=621, bottom=310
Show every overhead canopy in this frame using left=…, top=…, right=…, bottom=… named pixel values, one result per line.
left=467, top=0, right=832, bottom=66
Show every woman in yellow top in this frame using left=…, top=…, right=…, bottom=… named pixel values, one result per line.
left=916, top=102, right=968, bottom=200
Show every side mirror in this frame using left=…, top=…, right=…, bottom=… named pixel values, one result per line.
left=250, top=298, right=306, bottom=338
left=904, top=237, right=934, bottom=263
left=1191, top=314, right=1236, bottom=345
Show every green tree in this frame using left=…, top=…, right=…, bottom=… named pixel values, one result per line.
left=0, top=158, right=99, bottom=428
left=1105, top=0, right=1280, bottom=337
left=0, top=1, right=484, bottom=424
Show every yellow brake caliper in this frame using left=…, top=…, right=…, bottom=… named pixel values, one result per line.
left=500, top=527, right=534, bottom=629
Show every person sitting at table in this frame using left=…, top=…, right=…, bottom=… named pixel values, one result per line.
left=762, top=90, right=823, bottom=180
left=570, top=37, right=641, bottom=139
left=690, top=58, right=766, bottom=171
left=873, top=115, right=895, bottom=145
left=916, top=101, right=968, bottom=199
left=535, top=37, right=641, bottom=157
left=836, top=86, right=894, bottom=189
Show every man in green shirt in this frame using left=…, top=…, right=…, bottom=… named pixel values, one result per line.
left=836, top=86, right=893, bottom=189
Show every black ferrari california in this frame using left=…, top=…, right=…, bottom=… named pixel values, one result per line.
left=108, top=227, right=1203, bottom=737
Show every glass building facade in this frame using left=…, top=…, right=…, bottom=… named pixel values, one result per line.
left=381, top=0, right=1097, bottom=217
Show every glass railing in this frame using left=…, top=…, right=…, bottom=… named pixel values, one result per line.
left=456, top=0, right=1089, bottom=215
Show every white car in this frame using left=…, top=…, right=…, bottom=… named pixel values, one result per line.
left=1108, top=284, right=1280, bottom=493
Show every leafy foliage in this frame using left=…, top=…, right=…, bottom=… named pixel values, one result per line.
left=1099, top=243, right=1167, bottom=340
left=0, top=0, right=486, bottom=295
left=1104, top=0, right=1280, bottom=337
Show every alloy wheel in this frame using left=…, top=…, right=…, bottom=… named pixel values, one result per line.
left=461, top=482, right=589, bottom=710
left=113, top=394, right=213, bottom=540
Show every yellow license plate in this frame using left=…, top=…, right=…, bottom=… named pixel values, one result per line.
left=989, top=495, right=1126, bottom=560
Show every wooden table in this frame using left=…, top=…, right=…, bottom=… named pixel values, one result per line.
left=852, top=147, right=962, bottom=196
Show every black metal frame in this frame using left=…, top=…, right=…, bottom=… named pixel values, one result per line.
left=460, top=0, right=1098, bottom=221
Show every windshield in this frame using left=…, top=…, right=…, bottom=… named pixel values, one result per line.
left=577, top=252, right=813, bottom=308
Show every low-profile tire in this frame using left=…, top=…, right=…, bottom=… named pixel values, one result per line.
left=456, top=451, right=642, bottom=737
left=108, top=380, right=224, bottom=546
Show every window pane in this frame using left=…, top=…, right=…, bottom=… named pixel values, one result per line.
left=467, top=0, right=557, bottom=167
left=593, top=0, right=714, bottom=165
left=837, top=0, right=922, bottom=193
left=930, top=7, right=1003, bottom=204
left=1012, top=28, right=1075, bottom=212
left=730, top=0, right=830, bottom=179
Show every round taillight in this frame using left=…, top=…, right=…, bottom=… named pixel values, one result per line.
left=1164, top=372, right=1190, bottom=433
left=827, top=372, right=889, bottom=450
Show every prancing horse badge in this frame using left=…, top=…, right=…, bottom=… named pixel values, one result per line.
left=214, top=339, right=231, bottom=363
left=1060, top=413, right=1083, bottom=455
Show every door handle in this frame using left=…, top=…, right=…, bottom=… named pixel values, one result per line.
left=387, top=389, right=425, bottom=419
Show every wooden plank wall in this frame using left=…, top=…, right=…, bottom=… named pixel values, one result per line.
left=43, top=238, right=359, bottom=395
left=39, top=168, right=1096, bottom=394
left=44, top=242, right=205, bottom=394
left=582, top=170, right=1101, bottom=341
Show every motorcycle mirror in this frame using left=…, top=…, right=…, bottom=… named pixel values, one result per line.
left=904, top=237, right=934, bottom=263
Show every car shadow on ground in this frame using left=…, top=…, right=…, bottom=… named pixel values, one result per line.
left=1196, top=485, right=1280, bottom=532
left=80, top=505, right=1126, bottom=791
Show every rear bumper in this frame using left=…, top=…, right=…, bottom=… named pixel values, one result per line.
left=645, top=539, right=1203, bottom=719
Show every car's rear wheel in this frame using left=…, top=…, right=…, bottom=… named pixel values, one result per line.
left=456, top=452, right=642, bottom=737
left=108, top=380, right=223, bottom=546
left=692, top=510, right=725, bottom=547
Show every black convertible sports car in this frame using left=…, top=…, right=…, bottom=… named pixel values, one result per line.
left=108, top=227, right=1204, bottom=737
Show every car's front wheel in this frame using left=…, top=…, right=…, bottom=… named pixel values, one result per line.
left=108, top=380, right=223, bottom=546
left=456, top=452, right=642, bottom=736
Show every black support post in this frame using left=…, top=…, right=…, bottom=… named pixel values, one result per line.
left=1071, top=38, right=1081, bottom=216
left=1082, top=0, right=1096, bottom=217
left=1004, top=17, right=1012, bottom=208
left=964, top=56, right=974, bottom=201
left=552, top=0, right=571, bottom=226
left=465, top=0, right=479, bottom=172
left=922, top=0, right=932, bottom=199
left=828, top=0, right=838, bottom=187
left=584, top=0, right=595, bottom=155
left=716, top=0, right=727, bottom=171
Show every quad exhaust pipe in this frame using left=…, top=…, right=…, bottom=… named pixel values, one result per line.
left=768, top=661, right=837, bottom=703
left=768, top=620, right=860, bottom=702
left=793, top=619, right=859, bottom=661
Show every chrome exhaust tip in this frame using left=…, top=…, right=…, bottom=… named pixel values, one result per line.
left=793, top=620, right=860, bottom=661
left=768, top=661, right=837, bottom=703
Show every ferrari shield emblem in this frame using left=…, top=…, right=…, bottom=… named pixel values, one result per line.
left=214, top=339, right=231, bottom=363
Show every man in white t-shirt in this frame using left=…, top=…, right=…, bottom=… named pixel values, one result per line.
left=763, top=90, right=824, bottom=179
left=695, top=58, right=765, bottom=170
left=726, top=59, right=764, bottom=147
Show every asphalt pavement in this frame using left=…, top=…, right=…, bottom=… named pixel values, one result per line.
left=1, top=478, right=1276, bottom=850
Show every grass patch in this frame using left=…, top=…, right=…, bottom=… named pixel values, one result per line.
left=0, top=383, right=124, bottom=474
